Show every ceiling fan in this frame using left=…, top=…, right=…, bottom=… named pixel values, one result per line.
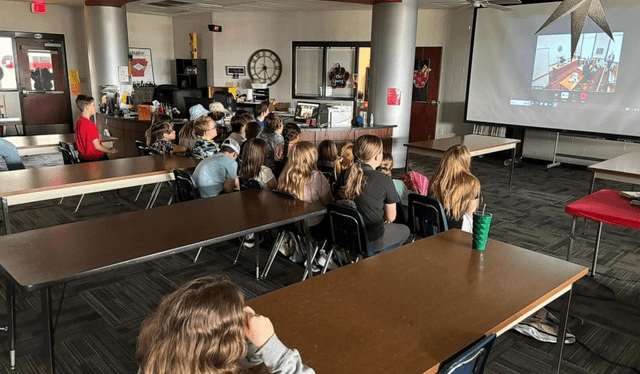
left=427, top=0, right=522, bottom=11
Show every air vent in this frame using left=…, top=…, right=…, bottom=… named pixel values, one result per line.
left=145, top=0, right=190, bottom=8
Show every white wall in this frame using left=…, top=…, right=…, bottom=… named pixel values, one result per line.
left=0, top=0, right=90, bottom=120
left=127, top=12, right=175, bottom=85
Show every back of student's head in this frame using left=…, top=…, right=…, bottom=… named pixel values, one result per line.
left=277, top=141, right=318, bottom=199
left=75, top=94, right=94, bottom=112
left=241, top=112, right=254, bottom=124
left=256, top=104, right=268, bottom=117
left=239, top=138, right=268, bottom=179
left=377, top=152, right=393, bottom=177
left=179, top=116, right=213, bottom=150
left=246, top=121, right=261, bottom=140
left=281, top=123, right=301, bottom=160
left=230, top=115, right=248, bottom=134
left=317, top=140, right=338, bottom=165
left=337, top=142, right=354, bottom=175
left=137, top=276, right=247, bottom=374
left=428, top=144, right=479, bottom=221
left=145, top=115, right=174, bottom=146
left=342, top=135, right=383, bottom=199
left=263, top=113, right=282, bottom=134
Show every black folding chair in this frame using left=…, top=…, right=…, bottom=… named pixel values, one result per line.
left=408, top=194, right=449, bottom=240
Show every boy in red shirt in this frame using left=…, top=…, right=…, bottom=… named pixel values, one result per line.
left=75, top=94, right=117, bottom=161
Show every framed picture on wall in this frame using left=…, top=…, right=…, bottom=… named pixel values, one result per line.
left=129, top=47, right=155, bottom=84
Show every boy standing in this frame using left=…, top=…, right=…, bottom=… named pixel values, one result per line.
left=192, top=138, right=241, bottom=198
left=75, top=94, right=117, bottom=161
left=255, top=104, right=269, bottom=128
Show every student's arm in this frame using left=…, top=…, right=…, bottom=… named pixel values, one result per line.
left=223, top=177, right=236, bottom=193
left=265, top=177, right=278, bottom=191
left=465, top=197, right=480, bottom=218
left=320, top=191, right=333, bottom=206
left=92, top=138, right=117, bottom=154
left=383, top=203, right=397, bottom=224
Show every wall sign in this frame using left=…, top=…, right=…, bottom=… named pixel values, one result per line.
left=129, top=47, right=155, bottom=84
left=387, top=88, right=401, bottom=106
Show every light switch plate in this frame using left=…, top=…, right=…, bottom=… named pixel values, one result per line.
left=118, top=66, right=129, bottom=83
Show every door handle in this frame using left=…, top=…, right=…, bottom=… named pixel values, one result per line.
left=429, top=99, right=441, bottom=105
left=23, top=90, right=65, bottom=95
left=21, top=87, right=27, bottom=97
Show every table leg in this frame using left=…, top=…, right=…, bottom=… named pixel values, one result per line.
left=41, top=287, right=54, bottom=374
left=591, top=222, right=603, bottom=277
left=589, top=173, right=596, bottom=194
left=302, top=217, right=313, bottom=279
left=566, top=217, right=577, bottom=261
left=255, top=235, right=260, bottom=281
left=2, top=197, right=11, bottom=235
left=145, top=183, right=162, bottom=209
left=6, top=280, right=15, bottom=369
left=509, top=147, right=516, bottom=189
left=405, top=148, right=410, bottom=173
left=551, top=286, right=573, bottom=374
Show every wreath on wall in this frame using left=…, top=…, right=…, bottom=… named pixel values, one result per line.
left=329, top=64, right=350, bottom=89
left=413, top=65, right=431, bottom=89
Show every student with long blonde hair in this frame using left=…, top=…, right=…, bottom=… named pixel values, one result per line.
left=137, top=276, right=315, bottom=374
left=278, top=141, right=333, bottom=226
left=427, top=144, right=481, bottom=233
left=239, top=138, right=277, bottom=190
left=341, top=135, right=410, bottom=254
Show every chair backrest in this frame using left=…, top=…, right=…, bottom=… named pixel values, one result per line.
left=438, top=334, right=496, bottom=374
left=58, top=141, right=79, bottom=165
left=173, top=169, right=200, bottom=202
left=134, top=139, right=156, bottom=156
left=326, top=202, right=371, bottom=260
left=408, top=194, right=449, bottom=238
left=239, top=177, right=263, bottom=191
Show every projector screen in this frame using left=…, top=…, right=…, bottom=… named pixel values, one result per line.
left=466, top=0, right=640, bottom=138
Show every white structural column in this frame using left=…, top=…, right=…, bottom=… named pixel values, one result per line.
left=84, top=4, right=130, bottom=100
left=369, top=0, right=418, bottom=167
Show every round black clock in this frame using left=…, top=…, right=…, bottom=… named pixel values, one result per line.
left=248, top=49, right=282, bottom=86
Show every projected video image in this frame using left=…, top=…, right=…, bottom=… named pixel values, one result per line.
left=531, top=32, right=623, bottom=93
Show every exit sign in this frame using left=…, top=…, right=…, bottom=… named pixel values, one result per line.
left=31, top=2, right=47, bottom=13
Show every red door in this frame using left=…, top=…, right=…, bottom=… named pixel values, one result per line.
left=15, top=36, right=72, bottom=135
left=409, top=47, right=442, bottom=142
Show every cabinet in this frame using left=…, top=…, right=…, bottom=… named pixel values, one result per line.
left=176, top=59, right=207, bottom=89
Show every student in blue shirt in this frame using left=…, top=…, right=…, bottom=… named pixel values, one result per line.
left=255, top=104, right=269, bottom=128
left=192, top=138, right=241, bottom=197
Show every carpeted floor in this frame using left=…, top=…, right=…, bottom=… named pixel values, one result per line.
left=1, top=151, right=639, bottom=374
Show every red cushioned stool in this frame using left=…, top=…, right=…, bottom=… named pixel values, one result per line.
left=565, top=189, right=640, bottom=276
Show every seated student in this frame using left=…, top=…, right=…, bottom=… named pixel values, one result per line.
left=274, top=123, right=301, bottom=162
left=239, top=138, right=277, bottom=191
left=227, top=115, right=249, bottom=147
left=144, top=114, right=188, bottom=155
left=255, top=103, right=269, bottom=127
left=74, top=94, right=117, bottom=161
left=278, top=141, right=333, bottom=228
left=245, top=121, right=262, bottom=141
left=0, top=138, right=25, bottom=170
left=192, top=138, right=240, bottom=198
left=377, top=152, right=411, bottom=207
left=317, top=140, right=339, bottom=178
left=179, top=105, right=219, bottom=159
left=332, top=142, right=354, bottom=199
left=137, top=276, right=315, bottom=374
left=256, top=113, right=284, bottom=171
left=341, top=135, right=410, bottom=254
left=427, top=144, right=481, bottom=233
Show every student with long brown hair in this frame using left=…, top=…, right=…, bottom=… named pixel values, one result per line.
left=256, top=113, right=284, bottom=171
left=137, top=276, right=315, bottom=374
left=239, top=138, right=277, bottom=190
left=179, top=115, right=219, bottom=159
left=427, top=144, right=480, bottom=233
left=278, top=141, right=333, bottom=226
left=341, top=135, right=410, bottom=254
left=317, top=140, right=339, bottom=179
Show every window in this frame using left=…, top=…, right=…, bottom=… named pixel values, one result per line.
left=28, top=51, right=55, bottom=91
left=0, top=37, right=17, bottom=90
left=292, top=42, right=370, bottom=100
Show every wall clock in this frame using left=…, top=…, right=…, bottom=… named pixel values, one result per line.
left=248, top=49, right=282, bottom=86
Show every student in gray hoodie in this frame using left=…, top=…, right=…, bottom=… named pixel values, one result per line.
left=137, top=276, right=314, bottom=374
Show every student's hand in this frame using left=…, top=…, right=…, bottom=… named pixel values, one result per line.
left=109, top=148, right=118, bottom=154
left=244, top=306, right=274, bottom=349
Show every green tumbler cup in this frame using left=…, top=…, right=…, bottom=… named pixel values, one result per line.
left=472, top=211, right=493, bottom=251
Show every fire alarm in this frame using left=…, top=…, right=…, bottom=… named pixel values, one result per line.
left=31, top=2, right=47, bottom=13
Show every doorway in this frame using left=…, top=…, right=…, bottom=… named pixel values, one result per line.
left=14, top=33, right=72, bottom=135
left=409, top=47, right=442, bottom=142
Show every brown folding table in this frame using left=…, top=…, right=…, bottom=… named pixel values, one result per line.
left=5, top=133, right=117, bottom=156
left=0, top=189, right=326, bottom=374
left=248, top=229, right=588, bottom=374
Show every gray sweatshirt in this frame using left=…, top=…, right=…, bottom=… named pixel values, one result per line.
left=241, top=333, right=316, bottom=374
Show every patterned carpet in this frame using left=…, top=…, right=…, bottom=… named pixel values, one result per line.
left=0, top=152, right=639, bottom=374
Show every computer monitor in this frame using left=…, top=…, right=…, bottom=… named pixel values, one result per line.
left=294, top=101, right=320, bottom=122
